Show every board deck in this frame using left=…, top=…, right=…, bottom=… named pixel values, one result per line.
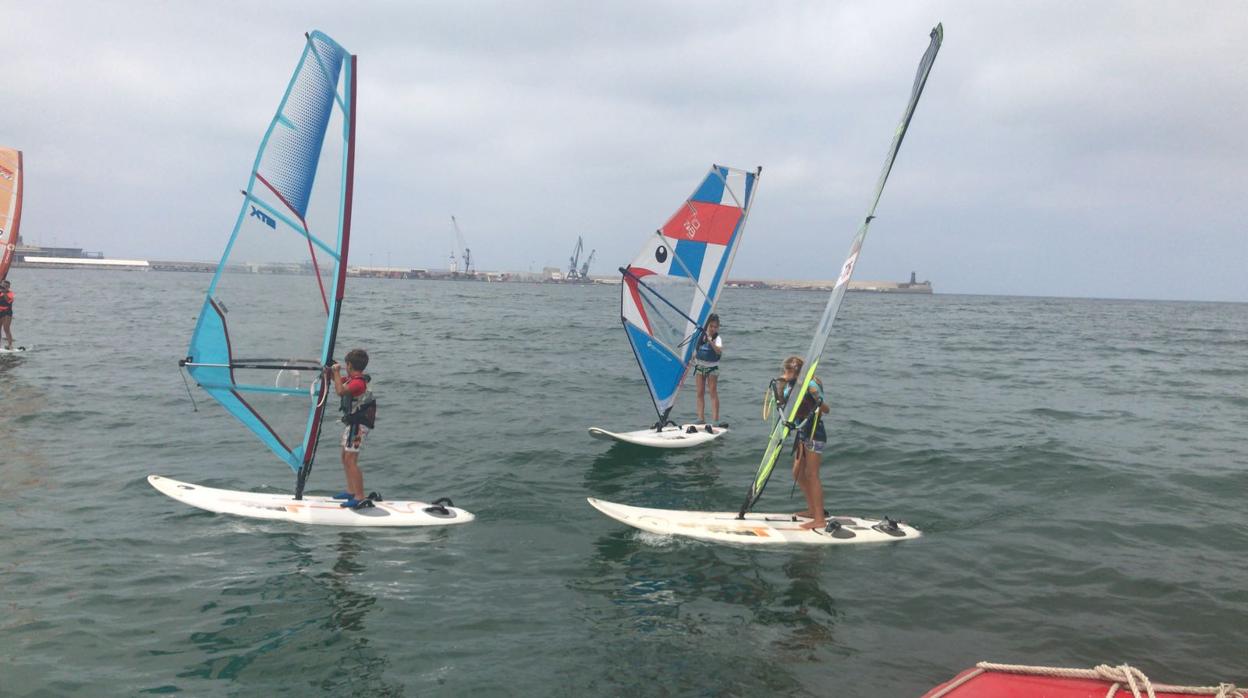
left=587, top=497, right=920, bottom=546
left=0, top=345, right=28, bottom=354
left=149, top=475, right=474, bottom=528
left=588, top=424, right=727, bottom=449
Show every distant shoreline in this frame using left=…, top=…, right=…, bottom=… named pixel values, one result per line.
left=10, top=258, right=933, bottom=294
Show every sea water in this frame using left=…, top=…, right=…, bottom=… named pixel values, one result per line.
left=1, top=268, right=1245, bottom=696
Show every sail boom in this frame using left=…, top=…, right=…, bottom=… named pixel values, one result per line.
left=199, top=383, right=311, bottom=396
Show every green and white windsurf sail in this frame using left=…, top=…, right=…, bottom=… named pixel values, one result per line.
left=740, top=24, right=943, bottom=516
left=182, top=31, right=357, bottom=499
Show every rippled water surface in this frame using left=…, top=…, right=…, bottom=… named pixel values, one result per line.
left=2, top=269, right=1245, bottom=696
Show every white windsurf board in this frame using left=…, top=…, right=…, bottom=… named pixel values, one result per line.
left=587, top=497, right=919, bottom=546
left=149, top=475, right=474, bottom=528
left=588, top=424, right=727, bottom=449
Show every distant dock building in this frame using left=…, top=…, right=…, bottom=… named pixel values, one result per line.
left=849, top=271, right=932, bottom=294
left=726, top=272, right=933, bottom=294
left=14, top=244, right=150, bottom=271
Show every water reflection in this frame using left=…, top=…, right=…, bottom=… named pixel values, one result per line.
left=585, top=444, right=727, bottom=503
left=571, top=526, right=843, bottom=694
left=0, top=360, right=50, bottom=499
left=174, top=532, right=404, bottom=695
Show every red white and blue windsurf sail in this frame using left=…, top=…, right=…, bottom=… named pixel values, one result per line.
left=620, top=165, right=760, bottom=425
left=183, top=31, right=356, bottom=498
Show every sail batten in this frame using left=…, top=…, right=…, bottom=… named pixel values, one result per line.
left=186, top=31, right=355, bottom=487
left=740, top=24, right=943, bottom=516
left=620, top=165, right=761, bottom=423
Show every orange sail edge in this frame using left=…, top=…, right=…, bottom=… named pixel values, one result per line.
left=0, top=147, right=24, bottom=281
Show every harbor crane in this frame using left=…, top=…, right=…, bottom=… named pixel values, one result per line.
left=579, top=249, right=595, bottom=279
left=567, top=236, right=583, bottom=279
left=451, top=216, right=473, bottom=275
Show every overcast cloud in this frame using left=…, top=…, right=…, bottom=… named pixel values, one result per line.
left=2, top=0, right=1245, bottom=301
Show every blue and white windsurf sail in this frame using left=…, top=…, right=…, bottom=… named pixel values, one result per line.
left=183, top=31, right=357, bottom=498
left=740, top=24, right=942, bottom=515
left=620, top=165, right=760, bottom=425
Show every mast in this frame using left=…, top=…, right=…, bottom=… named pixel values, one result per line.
left=296, top=50, right=357, bottom=499
left=739, top=24, right=943, bottom=516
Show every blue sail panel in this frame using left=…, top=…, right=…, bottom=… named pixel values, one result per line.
left=624, top=323, right=687, bottom=415
left=257, top=32, right=345, bottom=219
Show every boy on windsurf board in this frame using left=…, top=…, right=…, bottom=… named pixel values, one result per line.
left=0, top=280, right=15, bottom=350
left=327, top=348, right=378, bottom=509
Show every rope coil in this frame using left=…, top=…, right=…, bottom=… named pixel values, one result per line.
left=927, top=662, right=1243, bottom=698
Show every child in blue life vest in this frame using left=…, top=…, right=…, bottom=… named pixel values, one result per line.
left=693, top=313, right=723, bottom=425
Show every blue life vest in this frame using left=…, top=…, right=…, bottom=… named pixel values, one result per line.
left=695, top=333, right=721, bottom=362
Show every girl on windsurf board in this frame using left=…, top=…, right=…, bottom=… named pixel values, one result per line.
left=694, top=313, right=724, bottom=427
left=768, top=355, right=831, bottom=530
left=327, top=348, right=378, bottom=509
left=0, top=279, right=15, bottom=351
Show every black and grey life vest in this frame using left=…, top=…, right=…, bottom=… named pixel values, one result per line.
left=340, top=374, right=377, bottom=428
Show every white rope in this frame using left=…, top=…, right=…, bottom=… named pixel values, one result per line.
left=968, top=662, right=1244, bottom=698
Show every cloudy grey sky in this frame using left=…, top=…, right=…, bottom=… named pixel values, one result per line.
left=3, top=1, right=1245, bottom=301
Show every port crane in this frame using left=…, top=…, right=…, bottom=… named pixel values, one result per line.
left=579, top=249, right=595, bottom=279
left=451, top=216, right=473, bottom=275
left=567, top=236, right=583, bottom=279
left=565, top=237, right=595, bottom=280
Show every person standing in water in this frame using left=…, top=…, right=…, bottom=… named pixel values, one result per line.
left=771, top=355, right=831, bottom=530
left=327, top=348, right=377, bottom=509
left=0, top=280, right=15, bottom=350
left=693, top=313, right=723, bottom=426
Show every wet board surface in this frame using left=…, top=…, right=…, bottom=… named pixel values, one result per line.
left=588, top=497, right=920, bottom=546
left=588, top=424, right=727, bottom=449
left=149, top=475, right=475, bottom=528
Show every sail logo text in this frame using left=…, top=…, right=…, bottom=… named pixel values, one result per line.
left=683, top=213, right=701, bottom=239
left=835, top=251, right=859, bottom=288
left=250, top=206, right=277, bottom=229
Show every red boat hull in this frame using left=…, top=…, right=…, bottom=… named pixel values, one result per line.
left=923, top=665, right=1239, bottom=698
